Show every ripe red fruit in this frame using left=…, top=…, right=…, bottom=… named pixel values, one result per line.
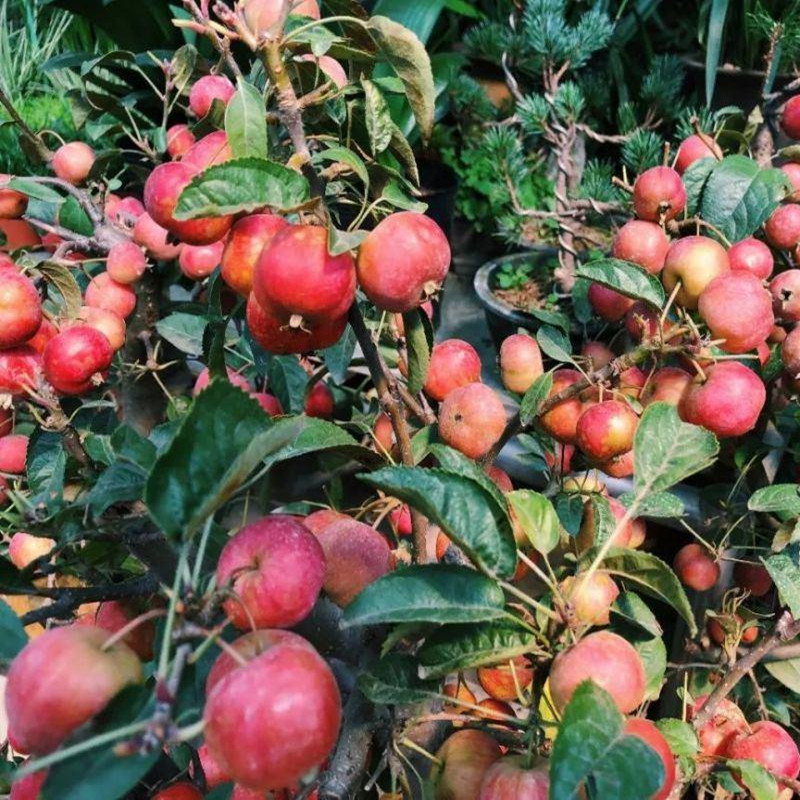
left=477, top=657, right=533, bottom=702
left=611, top=219, right=670, bottom=274
left=424, top=339, right=482, bottom=401
left=0, top=174, right=28, bottom=219
left=560, top=571, right=620, bottom=626
left=765, top=204, right=800, bottom=250
left=9, top=770, right=46, bottom=800
left=26, top=317, right=57, bottom=355
left=770, top=269, right=800, bottom=321
left=179, top=240, right=225, bottom=280
left=51, top=142, right=95, bottom=185
left=624, top=300, right=662, bottom=341
left=587, top=282, right=634, bottom=321
left=598, top=449, right=634, bottom=478
left=315, top=517, right=391, bottom=606
left=91, top=600, right=155, bottom=661
left=144, top=161, right=234, bottom=246
left=674, top=134, right=722, bottom=174
left=781, top=95, right=800, bottom=139
left=252, top=392, right=283, bottom=416
left=180, top=131, right=233, bottom=174
left=43, top=326, right=113, bottom=396
left=707, top=613, right=758, bottom=646
left=0, top=270, right=41, bottom=348
left=0, top=434, right=27, bottom=474
left=698, top=271, right=774, bottom=353
left=8, top=532, right=55, bottom=570
left=85, top=272, right=137, bottom=319
left=439, top=383, right=507, bottom=460
left=679, top=361, right=766, bottom=437
left=431, top=730, right=502, bottom=800
left=222, top=214, right=288, bottom=296
left=575, top=400, right=638, bottom=461
left=499, top=333, right=543, bottom=394
left=632, top=166, right=686, bottom=222
left=539, top=369, right=584, bottom=443
left=549, top=630, right=646, bottom=713
left=189, top=74, right=235, bottom=118
left=783, top=162, right=800, bottom=201
left=73, top=306, right=126, bottom=352
left=478, top=756, right=550, bottom=800
left=734, top=561, right=773, bottom=596
left=642, top=367, right=691, bottom=407
left=133, top=212, right=183, bottom=260
left=106, top=195, right=145, bottom=227
left=728, top=237, right=774, bottom=280
left=152, top=783, right=203, bottom=800
left=690, top=695, right=748, bottom=756
left=106, top=241, right=148, bottom=284
left=194, top=742, right=231, bottom=789
left=673, top=543, right=719, bottom=591
left=0, top=219, right=40, bottom=251
left=389, top=504, right=412, bottom=536
left=203, top=638, right=341, bottom=791
left=216, top=515, right=325, bottom=629
left=243, top=0, right=320, bottom=35
left=253, top=225, right=356, bottom=326
left=624, top=718, right=676, bottom=800
left=581, top=341, right=614, bottom=371
left=305, top=381, right=335, bottom=418
left=166, top=124, right=195, bottom=159
left=662, top=235, right=730, bottom=309
left=373, top=412, right=394, bottom=454
left=246, top=293, right=347, bottom=354
left=193, top=367, right=250, bottom=395
left=5, top=626, right=141, bottom=754
left=357, top=212, right=451, bottom=312
left=0, top=346, right=40, bottom=396
left=727, top=721, right=800, bottom=789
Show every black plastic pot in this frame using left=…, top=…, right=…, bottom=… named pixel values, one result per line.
left=473, top=248, right=560, bottom=351
left=417, top=158, right=458, bottom=244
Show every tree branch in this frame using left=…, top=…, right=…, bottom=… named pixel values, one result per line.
left=349, top=304, right=429, bottom=562
left=692, top=611, right=800, bottom=730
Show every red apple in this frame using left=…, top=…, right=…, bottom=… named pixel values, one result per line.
left=727, top=721, right=800, bottom=789
left=733, top=561, right=773, bottom=597
left=189, top=74, right=235, bottom=118
left=662, top=235, right=730, bottom=309
left=499, top=333, right=543, bottom=394
left=728, top=237, right=774, bottom=280
left=439, top=383, right=507, bottom=460
left=632, top=166, right=686, bottom=222
left=477, top=656, right=533, bottom=702
left=690, top=694, right=747, bottom=756
left=575, top=400, right=638, bottom=462
left=51, top=142, right=95, bottom=185
left=424, top=339, right=482, bottom=402
left=221, top=214, right=288, bottom=297
left=431, top=729, right=502, bottom=800
left=624, top=718, right=676, bottom=800
left=0, top=269, right=41, bottom=348
left=8, top=532, right=55, bottom=570
left=560, top=571, right=620, bottom=626
left=478, top=756, right=549, bottom=800
left=216, top=515, right=325, bottom=629
left=612, top=219, right=669, bottom=274
left=673, top=543, right=719, bottom=591
left=674, top=134, right=722, bottom=174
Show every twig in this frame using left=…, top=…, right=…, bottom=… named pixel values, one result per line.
left=692, top=611, right=800, bottom=729
left=349, top=304, right=429, bottom=562
left=0, top=87, right=52, bottom=163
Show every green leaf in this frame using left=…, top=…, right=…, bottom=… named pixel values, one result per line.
left=322, top=325, right=356, bottom=384
left=633, top=403, right=718, bottom=495
left=144, top=381, right=273, bottom=540
left=429, top=444, right=508, bottom=512
left=312, top=147, right=369, bottom=188
left=174, top=158, right=310, bottom=219
left=368, top=16, right=435, bottom=141
left=8, top=178, right=64, bottom=203
left=41, top=687, right=158, bottom=800
left=590, top=546, right=697, bottom=635
left=26, top=431, right=65, bottom=495
left=609, top=593, right=666, bottom=700
left=519, top=373, right=553, bottom=424
left=618, top=491, right=684, bottom=518
left=59, top=197, right=93, bottom=237
left=705, top=0, right=730, bottom=106
left=764, top=544, right=800, bottom=619
left=358, top=653, right=440, bottom=704
left=764, top=657, right=800, bottom=694
left=402, top=308, right=432, bottom=395
left=371, top=0, right=445, bottom=43
left=507, top=490, right=560, bottom=555
left=37, top=261, right=82, bottom=318
left=536, top=325, right=572, bottom=362
left=554, top=492, right=585, bottom=537
left=700, top=155, right=791, bottom=242
left=267, top=354, right=308, bottom=414
left=727, top=760, right=778, bottom=800
left=0, top=598, right=28, bottom=664
left=576, top=258, right=665, bottom=308
left=388, top=122, right=419, bottom=184
left=342, top=564, right=507, bottom=627
left=550, top=682, right=664, bottom=800
left=363, top=78, right=394, bottom=154
left=587, top=494, right=617, bottom=546
left=749, top=484, right=800, bottom=516
left=655, top=719, right=699, bottom=757
left=111, top=425, right=157, bottom=471
left=418, top=621, right=535, bottom=679
left=683, top=157, right=717, bottom=216
left=155, top=312, right=208, bottom=357
left=170, top=44, right=197, bottom=96
left=327, top=226, right=367, bottom=256
left=88, top=463, right=146, bottom=518
left=360, top=466, right=517, bottom=578
left=225, top=79, right=267, bottom=159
